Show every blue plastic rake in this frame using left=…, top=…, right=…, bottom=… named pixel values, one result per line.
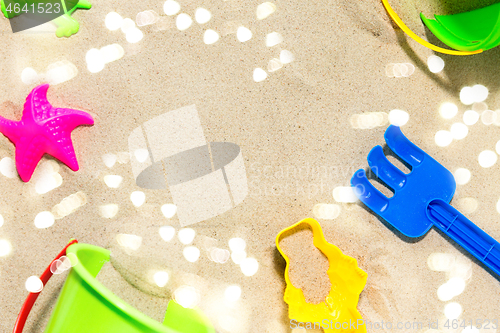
left=351, top=125, right=500, bottom=277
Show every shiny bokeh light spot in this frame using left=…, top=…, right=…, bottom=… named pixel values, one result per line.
left=450, top=123, right=468, bottom=140
left=0, top=239, right=12, bottom=257
left=266, top=32, right=283, bottom=47
left=388, top=109, right=409, bottom=126
left=313, top=203, right=341, bottom=220
left=176, top=13, right=193, bottom=31
left=427, top=55, right=444, bottom=73
left=472, top=102, right=488, bottom=113
left=453, top=168, right=471, bottom=185
left=25, top=276, right=43, bottom=293
left=183, top=246, right=200, bottom=262
left=256, top=2, right=276, bottom=20
left=459, top=198, right=478, bottom=214
left=161, top=204, right=177, bottom=218
left=267, top=58, right=283, bottom=72
left=228, top=238, right=246, bottom=252
left=163, top=0, right=180, bottom=15
left=0, top=157, right=16, bottom=178
left=178, top=228, right=195, bottom=245
left=104, top=175, right=123, bottom=188
left=439, top=102, right=458, bottom=119
left=34, top=211, right=55, bottom=229
left=444, top=302, right=462, bottom=319
left=478, top=150, right=497, bottom=168
left=126, top=27, right=144, bottom=43
left=130, top=191, right=146, bottom=207
left=116, top=234, right=142, bottom=250
left=253, top=68, right=267, bottom=82
left=224, top=285, right=242, bottom=302
left=240, top=257, right=259, bottom=276
left=231, top=250, right=247, bottom=264
left=120, top=18, right=136, bottom=34
left=463, top=110, right=479, bottom=125
left=427, top=253, right=456, bottom=271
left=86, top=48, right=105, bottom=73
left=153, top=271, right=170, bottom=287
left=21, top=67, right=38, bottom=85
left=481, top=110, right=496, bottom=125
left=174, top=286, right=199, bottom=308
left=462, top=327, right=479, bottom=333
left=435, top=130, right=453, bottom=147
left=332, top=186, right=358, bottom=203
left=472, top=84, right=488, bottom=102
left=105, top=12, right=123, bottom=31
left=99, top=204, right=119, bottom=218
left=237, top=26, right=252, bottom=42
left=279, top=50, right=294, bottom=64
left=159, top=226, right=176, bottom=242
left=136, top=10, right=159, bottom=26
left=495, top=140, right=500, bottom=155
left=460, top=87, right=475, bottom=105
left=203, top=29, right=220, bottom=44
left=195, top=7, right=211, bottom=24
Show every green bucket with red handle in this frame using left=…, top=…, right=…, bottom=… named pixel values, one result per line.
left=13, top=241, right=215, bottom=333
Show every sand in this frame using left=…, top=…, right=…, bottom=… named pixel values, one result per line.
left=0, top=0, right=499, bottom=332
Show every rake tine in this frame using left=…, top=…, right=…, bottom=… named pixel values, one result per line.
left=351, top=169, right=390, bottom=214
left=384, top=125, right=424, bottom=168
left=368, top=145, right=406, bottom=191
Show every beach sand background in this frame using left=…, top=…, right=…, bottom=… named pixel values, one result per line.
left=0, top=0, right=499, bottom=332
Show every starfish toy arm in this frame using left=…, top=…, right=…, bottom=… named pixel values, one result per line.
left=15, top=136, right=48, bottom=182
left=0, top=116, right=21, bottom=144
left=24, top=85, right=93, bottom=126
left=0, top=84, right=93, bottom=182
left=43, top=112, right=93, bottom=171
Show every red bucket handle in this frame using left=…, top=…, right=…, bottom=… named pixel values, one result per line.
left=12, top=239, right=78, bottom=333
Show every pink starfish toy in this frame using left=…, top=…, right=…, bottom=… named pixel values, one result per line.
left=0, top=84, right=94, bottom=182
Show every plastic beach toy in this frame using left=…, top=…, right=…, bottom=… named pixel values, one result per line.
left=381, top=0, right=483, bottom=55
left=276, top=218, right=367, bottom=332
left=0, top=0, right=91, bottom=37
left=351, top=125, right=500, bottom=277
left=0, top=84, right=93, bottom=182
left=420, top=3, right=500, bottom=52
left=13, top=240, right=215, bottom=333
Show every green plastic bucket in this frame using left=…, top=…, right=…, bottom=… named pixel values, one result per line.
left=421, top=2, right=500, bottom=52
left=43, top=243, right=215, bottom=333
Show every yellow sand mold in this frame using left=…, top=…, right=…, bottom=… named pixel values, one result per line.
left=276, top=218, right=367, bottom=332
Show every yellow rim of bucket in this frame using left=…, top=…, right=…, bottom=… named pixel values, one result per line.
left=381, top=0, right=482, bottom=55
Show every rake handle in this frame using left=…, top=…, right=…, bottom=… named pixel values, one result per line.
left=427, top=199, right=500, bottom=277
